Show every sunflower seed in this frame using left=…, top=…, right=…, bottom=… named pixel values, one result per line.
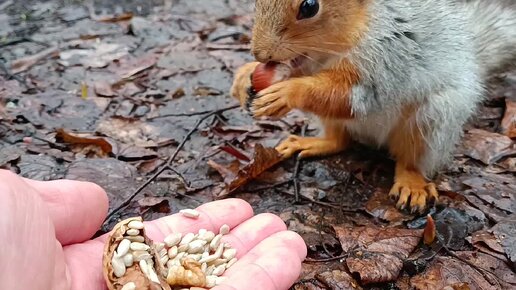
left=212, top=264, right=226, bottom=276
left=125, top=235, right=145, bottom=243
left=130, top=242, right=150, bottom=251
left=128, top=220, right=144, bottom=230
left=202, top=252, right=209, bottom=259
left=125, top=229, right=140, bottom=236
left=123, top=253, right=134, bottom=267
left=168, top=246, right=178, bottom=258
left=111, top=255, right=126, bottom=278
left=226, top=257, right=237, bottom=268
left=180, top=233, right=196, bottom=245
left=139, top=260, right=149, bottom=275
left=201, top=231, right=216, bottom=242
left=210, top=234, right=222, bottom=251
left=222, top=248, right=236, bottom=260
left=211, top=258, right=227, bottom=267
left=159, top=248, right=167, bottom=257
left=188, top=240, right=207, bottom=253
left=116, top=239, right=131, bottom=257
left=206, top=275, right=217, bottom=288
left=160, top=255, right=169, bottom=266
left=155, top=242, right=165, bottom=252
left=121, top=282, right=136, bottom=290
left=219, top=224, right=230, bottom=235
left=199, top=242, right=224, bottom=264
left=133, top=251, right=152, bottom=262
left=147, top=264, right=160, bottom=283
left=180, top=209, right=200, bottom=219
left=188, top=253, right=202, bottom=261
left=164, top=233, right=182, bottom=247
left=198, top=228, right=207, bottom=237
left=177, top=244, right=189, bottom=253
left=201, top=262, right=208, bottom=273
left=205, top=265, right=215, bottom=276
left=175, top=252, right=186, bottom=261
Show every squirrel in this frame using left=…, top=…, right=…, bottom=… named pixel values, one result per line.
left=230, top=0, right=516, bottom=213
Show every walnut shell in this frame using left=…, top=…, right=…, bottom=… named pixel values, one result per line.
left=102, top=217, right=171, bottom=290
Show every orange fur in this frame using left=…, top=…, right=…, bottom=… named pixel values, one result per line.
left=288, top=60, right=360, bottom=119
left=387, top=106, right=439, bottom=212
left=252, top=0, right=370, bottom=63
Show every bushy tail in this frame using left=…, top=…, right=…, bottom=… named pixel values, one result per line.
left=463, top=0, right=516, bottom=76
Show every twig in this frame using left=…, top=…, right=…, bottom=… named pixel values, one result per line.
left=304, top=254, right=348, bottom=263
left=293, top=124, right=308, bottom=202
left=105, top=104, right=239, bottom=222
left=146, top=109, right=216, bottom=120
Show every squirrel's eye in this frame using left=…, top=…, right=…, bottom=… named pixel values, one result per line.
left=297, top=0, right=319, bottom=20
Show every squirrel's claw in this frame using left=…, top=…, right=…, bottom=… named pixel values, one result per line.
left=251, top=81, right=296, bottom=118
left=389, top=169, right=438, bottom=214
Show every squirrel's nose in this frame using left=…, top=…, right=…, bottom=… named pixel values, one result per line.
left=253, top=49, right=272, bottom=63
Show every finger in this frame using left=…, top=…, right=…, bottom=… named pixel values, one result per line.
left=0, top=170, right=57, bottom=290
left=215, top=231, right=306, bottom=290
left=223, top=231, right=306, bottom=277
left=24, top=178, right=109, bottom=246
left=221, top=213, right=287, bottom=257
left=97, top=199, right=254, bottom=243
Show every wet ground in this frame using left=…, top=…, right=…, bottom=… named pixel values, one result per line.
left=1, top=0, right=515, bottom=289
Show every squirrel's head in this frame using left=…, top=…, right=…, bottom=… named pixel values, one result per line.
left=252, top=0, right=368, bottom=71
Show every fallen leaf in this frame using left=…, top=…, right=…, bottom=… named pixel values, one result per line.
left=461, top=129, right=516, bottom=165
left=11, top=46, right=59, bottom=74
left=59, top=43, right=128, bottom=68
left=333, top=226, right=423, bottom=284
left=208, top=144, right=283, bottom=194
left=18, top=154, right=65, bottom=181
left=315, top=270, right=362, bottom=290
left=0, top=144, right=22, bottom=167
left=94, top=81, right=117, bottom=97
left=207, top=159, right=241, bottom=184
left=471, top=230, right=509, bottom=261
left=501, top=99, right=516, bottom=138
left=110, top=52, right=159, bottom=80
left=462, top=173, right=516, bottom=216
left=454, top=251, right=516, bottom=287
left=95, top=12, right=133, bottom=23
left=55, top=128, right=112, bottom=156
left=365, top=189, right=414, bottom=223
left=491, top=218, right=516, bottom=265
left=411, top=253, right=513, bottom=290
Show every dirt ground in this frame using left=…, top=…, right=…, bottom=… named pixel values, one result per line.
left=1, top=0, right=515, bottom=289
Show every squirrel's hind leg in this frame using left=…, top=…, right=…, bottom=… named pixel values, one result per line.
left=276, top=119, right=350, bottom=159
left=387, top=107, right=438, bottom=213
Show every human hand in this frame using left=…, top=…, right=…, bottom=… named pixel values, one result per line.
left=0, top=170, right=307, bottom=290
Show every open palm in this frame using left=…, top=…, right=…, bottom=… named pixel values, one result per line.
left=0, top=170, right=306, bottom=290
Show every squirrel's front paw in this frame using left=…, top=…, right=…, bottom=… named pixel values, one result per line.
left=389, top=168, right=439, bottom=214
left=230, top=62, right=260, bottom=107
left=251, top=80, right=300, bottom=118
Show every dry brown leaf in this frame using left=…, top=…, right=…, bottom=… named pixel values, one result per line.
left=491, top=218, right=516, bottom=265
left=410, top=252, right=514, bottom=290
left=471, top=230, right=508, bottom=261
left=501, top=99, right=516, bottom=138
left=315, top=270, right=363, bottom=290
left=208, top=144, right=282, bottom=194
left=365, top=189, right=414, bottom=223
left=55, top=128, right=112, bottom=156
left=94, top=81, right=117, bottom=97
left=95, top=12, right=134, bottom=23
left=461, top=129, right=516, bottom=165
left=334, top=226, right=423, bottom=284
left=11, top=46, right=59, bottom=74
